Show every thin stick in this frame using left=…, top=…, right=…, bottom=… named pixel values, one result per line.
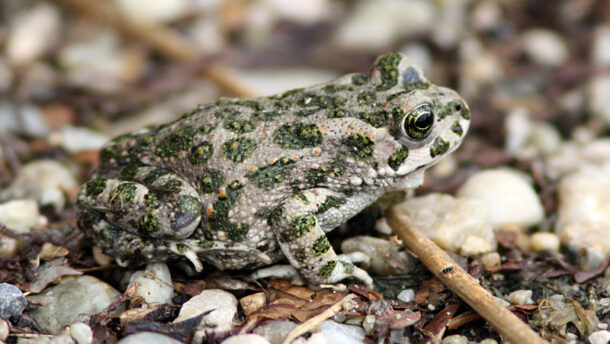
left=281, top=293, right=357, bottom=344
left=386, top=207, right=548, bottom=344
left=48, top=0, right=259, bottom=97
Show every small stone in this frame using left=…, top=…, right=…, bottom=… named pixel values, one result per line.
left=128, top=263, right=173, bottom=304
left=521, top=28, right=569, bottom=67
left=221, top=334, right=271, bottom=344
left=588, top=74, right=610, bottom=126
left=479, top=252, right=501, bottom=268
left=556, top=164, right=610, bottom=270
left=48, top=126, right=109, bottom=154
left=240, top=292, right=266, bottom=316
left=334, top=0, right=435, bottom=50
left=0, top=235, right=20, bottom=258
left=0, top=160, right=78, bottom=210
left=470, top=0, right=502, bottom=31
left=6, top=4, right=61, bottom=65
left=174, top=289, right=238, bottom=333
left=592, top=25, right=610, bottom=67
left=397, top=289, right=415, bottom=303
left=117, top=332, right=182, bottom=344
left=27, top=276, right=121, bottom=334
left=441, top=334, right=469, bottom=344
left=65, top=322, right=92, bottom=344
left=459, top=235, right=492, bottom=257
left=321, top=320, right=365, bottom=344
left=457, top=168, right=544, bottom=229
left=0, top=102, right=49, bottom=137
left=92, top=246, right=113, bottom=267
left=0, top=318, right=8, bottom=341
left=507, top=290, right=534, bottom=305
left=341, top=235, right=415, bottom=275
left=529, top=232, right=560, bottom=252
left=115, top=0, right=190, bottom=23
left=0, top=199, right=47, bottom=233
left=391, top=193, right=495, bottom=253
left=480, top=339, right=499, bottom=344
left=253, top=319, right=297, bottom=344
left=588, top=330, right=610, bottom=344
left=0, top=283, right=27, bottom=320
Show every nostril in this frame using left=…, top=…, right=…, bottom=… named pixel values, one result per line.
left=453, top=103, right=462, bottom=112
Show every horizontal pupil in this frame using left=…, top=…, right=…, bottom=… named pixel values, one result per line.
left=414, top=112, right=432, bottom=129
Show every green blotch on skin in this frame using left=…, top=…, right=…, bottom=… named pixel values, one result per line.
left=296, top=109, right=317, bottom=117
left=208, top=180, right=249, bottom=240
left=156, top=127, right=194, bottom=158
left=357, top=91, right=376, bottom=105
left=274, top=100, right=292, bottom=111
left=255, top=205, right=285, bottom=226
left=110, top=182, right=138, bottom=204
left=318, top=260, right=337, bottom=279
left=298, top=94, right=347, bottom=109
left=328, top=108, right=348, bottom=118
left=137, top=212, right=160, bottom=234
left=437, top=100, right=466, bottom=119
left=312, top=235, right=331, bottom=256
left=85, top=179, right=107, bottom=198
left=189, top=141, right=214, bottom=166
left=222, top=137, right=257, bottom=163
left=273, top=123, right=323, bottom=150
left=280, top=88, right=304, bottom=99
left=200, top=169, right=225, bottom=193
left=143, top=168, right=170, bottom=185
left=306, top=160, right=346, bottom=185
left=199, top=123, right=215, bottom=134
left=375, top=53, right=401, bottom=91
left=214, top=107, right=240, bottom=119
left=294, top=249, right=306, bottom=263
left=144, top=192, right=160, bottom=209
left=249, top=157, right=296, bottom=190
left=179, top=195, right=203, bottom=215
left=198, top=240, right=214, bottom=249
left=340, top=261, right=355, bottom=274
left=162, top=178, right=183, bottom=191
left=120, top=164, right=141, bottom=180
left=223, top=120, right=257, bottom=134
left=316, top=195, right=346, bottom=214
left=451, top=121, right=463, bottom=136
left=344, top=133, right=375, bottom=161
left=358, top=111, right=388, bottom=128
left=252, top=111, right=281, bottom=121
left=388, top=146, right=409, bottom=170
left=430, top=137, right=450, bottom=158
left=351, top=74, right=368, bottom=86
left=323, top=84, right=355, bottom=93
left=290, top=215, right=316, bottom=238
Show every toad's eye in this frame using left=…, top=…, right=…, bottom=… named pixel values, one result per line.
left=403, top=104, right=434, bottom=140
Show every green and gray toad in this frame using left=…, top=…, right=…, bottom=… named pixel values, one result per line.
left=77, top=53, right=470, bottom=287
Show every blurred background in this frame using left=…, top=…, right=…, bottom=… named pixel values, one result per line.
left=0, top=0, right=608, bottom=202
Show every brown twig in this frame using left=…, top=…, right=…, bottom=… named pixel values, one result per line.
left=386, top=207, right=548, bottom=344
left=281, top=293, right=357, bottom=344
left=47, top=0, right=259, bottom=97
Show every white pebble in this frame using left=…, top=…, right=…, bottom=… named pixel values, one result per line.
left=66, top=322, right=93, bottom=344
left=441, top=334, right=468, bottom=344
left=6, top=4, right=61, bottom=65
left=221, top=334, right=271, bottom=344
left=507, top=290, right=534, bottom=305
left=118, top=332, right=182, bottom=344
left=0, top=199, right=47, bottom=233
left=0, top=318, right=8, bottom=341
left=397, top=289, right=415, bottom=303
left=588, top=330, right=610, bottom=344
left=470, top=1, right=502, bottom=31
left=341, top=236, right=414, bottom=275
left=592, top=25, right=610, bottom=67
left=0, top=160, right=77, bottom=210
left=48, top=126, right=109, bottom=153
left=521, top=28, right=569, bottom=67
left=459, top=235, right=492, bottom=257
left=174, top=289, right=238, bottom=333
left=529, top=232, right=560, bottom=252
left=391, top=193, right=496, bottom=253
left=115, top=0, right=190, bottom=23
left=588, top=74, right=610, bottom=126
left=334, top=0, right=435, bottom=50
left=479, top=252, right=501, bottom=268
left=556, top=164, right=610, bottom=270
left=457, top=168, right=544, bottom=229
left=320, top=320, right=365, bottom=344
left=0, top=236, right=20, bottom=258
left=128, top=263, right=174, bottom=304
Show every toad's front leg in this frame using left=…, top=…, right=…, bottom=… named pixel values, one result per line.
left=270, top=188, right=374, bottom=288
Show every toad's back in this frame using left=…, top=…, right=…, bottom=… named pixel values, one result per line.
left=78, top=53, right=470, bottom=286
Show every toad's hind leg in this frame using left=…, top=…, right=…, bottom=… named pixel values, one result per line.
left=77, top=166, right=204, bottom=240
left=271, top=188, right=374, bottom=288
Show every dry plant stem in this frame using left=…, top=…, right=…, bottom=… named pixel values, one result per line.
left=386, top=207, right=548, bottom=344
left=48, top=0, right=259, bottom=97
left=281, top=293, right=357, bottom=344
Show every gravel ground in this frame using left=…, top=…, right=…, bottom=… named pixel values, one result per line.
left=0, top=1, right=609, bottom=343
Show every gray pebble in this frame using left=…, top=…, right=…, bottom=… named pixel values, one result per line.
left=0, top=282, right=27, bottom=320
